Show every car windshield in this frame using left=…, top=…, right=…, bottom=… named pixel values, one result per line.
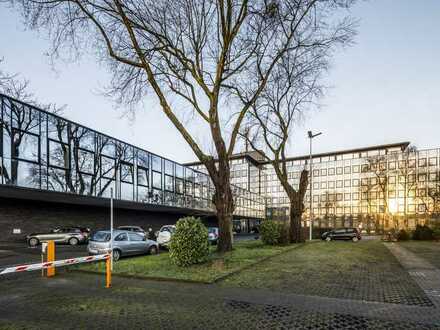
left=208, top=228, right=217, bottom=233
left=91, top=232, right=111, bottom=242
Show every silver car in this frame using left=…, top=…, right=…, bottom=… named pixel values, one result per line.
left=87, top=230, right=159, bottom=261
left=27, top=227, right=88, bottom=247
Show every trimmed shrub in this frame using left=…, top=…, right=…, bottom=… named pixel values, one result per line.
left=260, top=220, right=282, bottom=245
left=169, top=217, right=209, bottom=267
left=397, top=229, right=410, bottom=241
left=412, top=225, right=433, bottom=241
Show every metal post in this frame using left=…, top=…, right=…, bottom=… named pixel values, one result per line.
left=106, top=255, right=112, bottom=288
left=309, top=138, right=313, bottom=241
left=110, top=187, right=114, bottom=271
left=46, top=240, right=55, bottom=277
left=307, top=131, right=322, bottom=241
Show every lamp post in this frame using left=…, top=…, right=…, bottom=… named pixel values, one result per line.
left=308, top=131, right=322, bottom=241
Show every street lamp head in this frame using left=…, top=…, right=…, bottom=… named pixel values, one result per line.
left=308, top=131, right=322, bottom=139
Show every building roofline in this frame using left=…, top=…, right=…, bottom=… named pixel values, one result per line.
left=184, top=141, right=411, bottom=167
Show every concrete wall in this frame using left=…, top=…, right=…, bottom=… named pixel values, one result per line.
left=0, top=197, right=217, bottom=242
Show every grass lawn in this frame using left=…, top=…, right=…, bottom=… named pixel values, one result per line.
left=399, top=241, right=440, bottom=268
left=219, top=240, right=432, bottom=306
left=78, top=240, right=300, bottom=283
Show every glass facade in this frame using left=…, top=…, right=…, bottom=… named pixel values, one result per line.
left=0, top=94, right=265, bottom=219
left=191, top=143, right=440, bottom=232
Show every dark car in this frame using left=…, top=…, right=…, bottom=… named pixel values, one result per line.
left=321, top=228, right=361, bottom=242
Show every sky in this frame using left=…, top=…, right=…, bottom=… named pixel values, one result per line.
left=0, top=1, right=439, bottom=163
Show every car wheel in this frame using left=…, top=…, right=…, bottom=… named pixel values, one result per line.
left=28, top=237, right=39, bottom=247
left=68, top=237, right=79, bottom=246
left=149, top=246, right=158, bottom=255
left=325, top=236, right=332, bottom=242
left=352, top=237, right=359, bottom=242
left=112, top=249, right=121, bottom=261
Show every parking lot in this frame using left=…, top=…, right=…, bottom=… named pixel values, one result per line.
left=0, top=242, right=88, bottom=269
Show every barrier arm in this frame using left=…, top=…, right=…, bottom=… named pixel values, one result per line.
left=0, top=254, right=112, bottom=288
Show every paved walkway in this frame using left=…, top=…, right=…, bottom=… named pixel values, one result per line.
left=0, top=270, right=439, bottom=329
left=385, top=242, right=440, bottom=307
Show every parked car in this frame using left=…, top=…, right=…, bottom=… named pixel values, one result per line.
left=117, top=226, right=147, bottom=238
left=27, top=227, right=88, bottom=247
left=321, top=228, right=361, bottom=242
left=156, top=225, right=176, bottom=248
left=87, top=230, right=159, bottom=261
left=68, top=226, right=91, bottom=240
left=208, top=227, right=219, bottom=245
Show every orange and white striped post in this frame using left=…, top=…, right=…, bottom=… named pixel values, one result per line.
left=46, top=240, right=55, bottom=277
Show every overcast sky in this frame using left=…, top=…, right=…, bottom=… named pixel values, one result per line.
left=1, top=1, right=439, bottom=163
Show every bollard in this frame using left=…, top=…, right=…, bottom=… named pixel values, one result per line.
left=105, top=255, right=112, bottom=288
left=47, top=240, right=55, bottom=277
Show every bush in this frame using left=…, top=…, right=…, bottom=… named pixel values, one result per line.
left=412, top=225, right=433, bottom=241
left=433, top=228, right=440, bottom=241
left=260, top=220, right=282, bottom=245
left=397, top=229, right=410, bottom=241
left=169, top=217, right=209, bottom=267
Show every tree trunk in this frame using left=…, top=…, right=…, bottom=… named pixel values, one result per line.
left=205, top=153, right=234, bottom=252
left=289, top=198, right=304, bottom=243
left=212, top=173, right=234, bottom=252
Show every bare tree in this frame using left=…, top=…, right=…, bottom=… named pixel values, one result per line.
left=7, top=0, right=356, bottom=251
left=239, top=24, right=355, bottom=242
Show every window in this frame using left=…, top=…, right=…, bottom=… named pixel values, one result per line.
left=429, top=157, right=438, bottom=166
left=352, top=192, right=359, bottom=200
left=48, top=139, right=69, bottom=169
left=120, top=163, right=133, bottom=183
left=164, top=175, right=174, bottom=192
left=418, top=204, right=426, bottom=213
left=336, top=167, right=343, bottom=175
left=352, top=165, right=360, bottom=173
left=101, top=155, right=115, bottom=178
left=344, top=193, right=350, bottom=201
left=388, top=162, right=396, bottom=170
left=176, top=178, right=184, bottom=194
left=320, top=169, right=327, bottom=176
left=336, top=180, right=343, bottom=188
left=344, top=166, right=351, bottom=174
left=115, top=233, right=128, bottom=241
left=152, top=171, right=162, bottom=189
left=418, top=158, right=427, bottom=167
left=418, top=174, right=426, bottom=182
left=328, top=181, right=335, bottom=189
left=352, top=179, right=359, bottom=187
left=344, top=180, right=351, bottom=187
left=320, top=182, right=327, bottom=189
left=128, top=233, right=143, bottom=241
left=78, top=148, right=94, bottom=174
left=328, top=168, right=335, bottom=176
left=408, top=159, right=416, bottom=168
left=152, top=155, right=162, bottom=172
left=389, top=176, right=396, bottom=184
left=137, top=167, right=149, bottom=187
left=164, top=160, right=174, bottom=176
left=11, top=129, right=39, bottom=163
